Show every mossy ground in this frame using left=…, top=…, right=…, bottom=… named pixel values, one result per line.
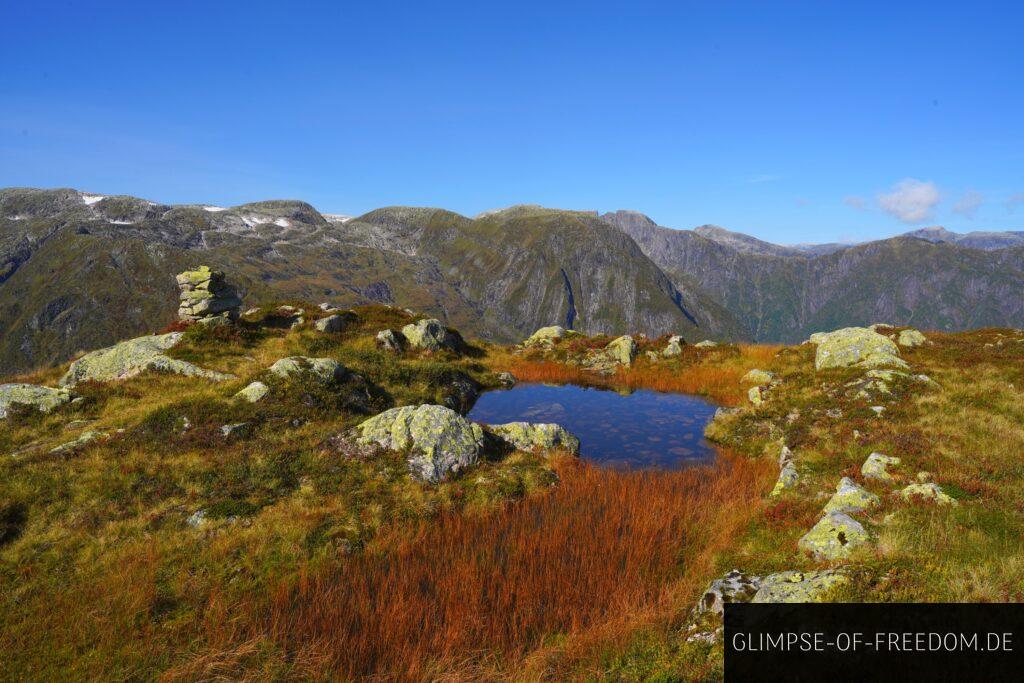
left=2, top=315, right=1022, bottom=680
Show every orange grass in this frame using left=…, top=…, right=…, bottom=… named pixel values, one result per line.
left=177, top=454, right=769, bottom=681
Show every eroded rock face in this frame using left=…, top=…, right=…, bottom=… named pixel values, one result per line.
left=897, top=329, right=927, bottom=347
left=401, top=319, right=460, bottom=351
left=268, top=356, right=348, bottom=383
left=899, top=482, right=957, bottom=505
left=355, top=404, right=484, bottom=483
left=176, top=266, right=242, bottom=323
left=822, top=477, right=880, bottom=515
left=488, top=422, right=581, bottom=454
left=59, top=333, right=233, bottom=387
left=813, top=327, right=907, bottom=371
left=798, top=512, right=870, bottom=560
left=861, top=452, right=901, bottom=482
left=605, top=335, right=638, bottom=366
left=0, top=383, right=73, bottom=419
left=752, top=570, right=850, bottom=603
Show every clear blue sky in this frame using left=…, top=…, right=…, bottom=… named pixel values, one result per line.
left=2, top=1, right=1022, bottom=244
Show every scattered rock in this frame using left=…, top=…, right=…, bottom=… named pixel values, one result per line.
left=686, top=628, right=723, bottom=645
left=861, top=452, right=900, bottom=481
left=0, top=384, right=74, bottom=419
left=695, top=569, right=761, bottom=616
left=437, top=370, right=480, bottom=414
left=748, top=385, right=766, bottom=405
left=897, top=329, right=927, bottom=347
left=663, top=335, right=685, bottom=357
left=50, top=430, right=105, bottom=454
left=355, top=405, right=484, bottom=483
left=813, top=327, right=908, bottom=371
left=798, top=512, right=870, bottom=560
left=176, top=266, right=242, bottom=323
left=752, top=570, right=850, bottom=603
left=496, top=372, right=517, bottom=387
left=523, top=326, right=577, bottom=346
left=268, top=356, right=348, bottom=383
left=694, top=340, right=718, bottom=349
left=899, top=482, right=957, bottom=506
left=401, top=319, right=460, bottom=351
left=314, top=314, right=350, bottom=333
left=234, top=381, right=269, bottom=403
left=376, top=329, right=405, bottom=352
left=645, top=350, right=659, bottom=362
left=778, top=445, right=794, bottom=466
left=770, top=462, right=799, bottom=497
left=825, top=408, right=842, bottom=419
left=488, top=422, right=580, bottom=454
left=605, top=335, right=638, bottom=366
left=916, top=471, right=933, bottom=483
left=741, top=369, right=776, bottom=385
left=187, top=509, right=207, bottom=528
left=59, top=333, right=233, bottom=387
left=870, top=406, right=885, bottom=416
left=822, top=477, right=880, bottom=515
left=220, top=423, right=251, bottom=438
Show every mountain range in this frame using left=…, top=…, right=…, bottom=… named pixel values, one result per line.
left=2, top=187, right=1023, bottom=375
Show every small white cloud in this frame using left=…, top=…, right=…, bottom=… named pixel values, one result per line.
left=1006, top=193, right=1024, bottom=214
left=952, top=190, right=983, bottom=219
left=843, top=196, right=867, bottom=210
left=748, top=174, right=782, bottom=183
left=877, top=179, right=941, bottom=224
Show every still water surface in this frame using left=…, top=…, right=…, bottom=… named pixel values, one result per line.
left=467, top=383, right=719, bottom=468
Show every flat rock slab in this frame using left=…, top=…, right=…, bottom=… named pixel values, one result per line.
left=752, top=570, right=850, bottom=603
left=59, top=333, right=233, bottom=387
left=0, top=383, right=73, bottom=419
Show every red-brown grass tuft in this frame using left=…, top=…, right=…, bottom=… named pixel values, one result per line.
left=179, top=455, right=768, bottom=681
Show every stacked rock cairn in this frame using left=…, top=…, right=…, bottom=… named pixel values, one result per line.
left=176, top=266, right=242, bottom=324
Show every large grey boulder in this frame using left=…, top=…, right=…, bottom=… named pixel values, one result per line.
left=0, top=383, right=74, bottom=419
left=605, top=335, right=638, bottom=366
left=401, top=319, right=460, bottom=351
left=233, top=381, right=269, bottom=403
left=662, top=335, right=685, bottom=357
left=376, top=329, right=405, bottom=352
left=523, top=326, right=577, bottom=346
left=813, top=327, right=907, bottom=371
left=488, top=422, right=581, bottom=454
left=268, top=356, right=348, bottom=383
left=355, top=404, right=484, bottom=483
left=176, top=266, right=242, bottom=323
left=59, top=333, right=233, bottom=387
left=314, top=314, right=350, bottom=333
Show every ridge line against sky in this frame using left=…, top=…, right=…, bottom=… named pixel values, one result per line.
left=1, top=0, right=1021, bottom=244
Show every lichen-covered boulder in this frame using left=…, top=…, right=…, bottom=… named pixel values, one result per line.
left=814, top=327, right=907, bottom=371
left=496, top=371, right=517, bottom=387
left=897, top=329, right=927, bottom=347
left=59, top=333, right=233, bottom=387
left=861, top=452, right=901, bottom=482
left=822, top=477, right=880, bottom=515
left=268, top=357, right=348, bottom=383
left=234, top=381, right=269, bottom=403
left=748, top=385, right=765, bottom=405
left=752, top=570, right=850, bottom=603
left=811, top=327, right=909, bottom=370
left=523, top=325, right=578, bottom=346
left=376, top=329, right=405, bottom=352
left=694, top=340, right=718, bottom=349
left=770, top=461, right=799, bottom=497
left=899, top=482, right=957, bottom=505
left=798, top=512, right=870, bottom=560
left=695, top=569, right=761, bottom=616
left=0, top=383, right=74, bottom=419
left=488, top=421, right=580, bottom=454
left=401, top=319, right=460, bottom=351
left=314, top=314, right=350, bottom=333
left=355, top=404, right=484, bottom=483
left=663, top=335, right=685, bottom=357
left=437, top=370, right=480, bottom=415
left=605, top=335, right=638, bottom=366
left=741, top=369, right=776, bottom=386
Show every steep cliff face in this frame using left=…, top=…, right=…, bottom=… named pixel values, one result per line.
left=0, top=190, right=742, bottom=375
left=601, top=211, right=1024, bottom=342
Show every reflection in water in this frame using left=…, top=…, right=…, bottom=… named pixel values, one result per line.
left=467, top=383, right=719, bottom=469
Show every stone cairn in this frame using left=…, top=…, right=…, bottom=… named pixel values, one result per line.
left=176, top=266, right=242, bottom=323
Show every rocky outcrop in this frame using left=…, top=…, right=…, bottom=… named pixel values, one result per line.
left=897, top=329, right=927, bottom=347
left=376, top=329, right=405, bottom=352
left=695, top=569, right=761, bottom=616
left=437, top=370, right=480, bottom=415
left=798, top=512, right=870, bottom=560
left=694, top=340, right=717, bottom=349
left=59, top=333, right=232, bottom=387
left=524, top=326, right=575, bottom=346
left=822, top=477, right=880, bottom=515
left=355, top=404, right=484, bottom=483
left=899, top=482, right=957, bottom=505
left=50, top=430, right=105, bottom=454
left=268, top=356, right=348, bottom=383
left=488, top=422, right=581, bottom=454
left=605, top=335, right=638, bottom=366
left=176, top=266, right=242, bottom=323
left=861, top=452, right=901, bottom=482
left=0, top=383, right=74, bottom=418
left=812, top=327, right=907, bottom=371
left=314, top=313, right=351, bottom=333
left=401, top=319, right=460, bottom=351
left=751, top=570, right=850, bottom=603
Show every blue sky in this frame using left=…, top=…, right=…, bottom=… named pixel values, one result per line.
left=2, top=1, right=1021, bottom=244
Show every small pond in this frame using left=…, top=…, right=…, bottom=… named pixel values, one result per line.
left=467, top=383, right=719, bottom=469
